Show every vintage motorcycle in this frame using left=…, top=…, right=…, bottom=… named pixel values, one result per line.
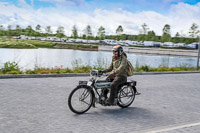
left=68, top=70, right=140, bottom=114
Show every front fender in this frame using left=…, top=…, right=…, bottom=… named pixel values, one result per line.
left=77, top=85, right=95, bottom=97
left=77, top=85, right=96, bottom=107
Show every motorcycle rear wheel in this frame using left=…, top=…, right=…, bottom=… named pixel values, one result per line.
left=117, top=86, right=136, bottom=108
left=68, top=86, right=94, bottom=114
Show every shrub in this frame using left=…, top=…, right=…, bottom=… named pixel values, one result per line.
left=140, top=65, right=150, bottom=72
left=51, top=68, right=62, bottom=74
left=63, top=68, right=73, bottom=73
left=0, top=62, right=22, bottom=74
left=168, top=67, right=181, bottom=71
left=6, top=70, right=22, bottom=74
left=73, top=66, right=92, bottom=73
left=157, top=66, right=168, bottom=72
left=149, top=67, right=157, bottom=72
left=25, top=70, right=37, bottom=74
left=40, top=69, right=51, bottom=74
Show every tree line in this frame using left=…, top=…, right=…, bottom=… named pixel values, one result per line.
left=0, top=23, right=199, bottom=44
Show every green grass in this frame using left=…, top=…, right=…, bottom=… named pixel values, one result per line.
left=54, top=43, right=98, bottom=50
left=0, top=37, right=98, bottom=50
left=0, top=62, right=199, bottom=75
left=0, top=38, right=56, bottom=49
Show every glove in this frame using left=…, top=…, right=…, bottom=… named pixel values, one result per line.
left=108, top=72, right=116, bottom=80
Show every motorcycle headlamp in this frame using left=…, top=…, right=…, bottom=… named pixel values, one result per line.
left=90, top=70, right=98, bottom=76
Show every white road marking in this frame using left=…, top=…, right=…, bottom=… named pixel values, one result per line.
left=142, top=122, right=200, bottom=133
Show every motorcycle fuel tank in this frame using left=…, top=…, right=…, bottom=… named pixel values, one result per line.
left=94, top=82, right=111, bottom=89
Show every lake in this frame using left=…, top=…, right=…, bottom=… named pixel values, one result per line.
left=0, top=48, right=198, bottom=70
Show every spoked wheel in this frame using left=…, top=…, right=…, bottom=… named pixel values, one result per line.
left=68, top=86, right=94, bottom=114
left=117, top=86, right=136, bottom=108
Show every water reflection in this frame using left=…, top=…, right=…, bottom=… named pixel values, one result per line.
left=0, top=48, right=197, bottom=70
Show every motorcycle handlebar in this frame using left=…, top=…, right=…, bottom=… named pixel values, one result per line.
left=90, top=70, right=109, bottom=77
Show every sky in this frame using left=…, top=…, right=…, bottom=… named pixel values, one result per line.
left=0, top=0, right=200, bottom=36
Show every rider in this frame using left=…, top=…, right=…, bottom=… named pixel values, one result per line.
left=102, top=45, right=128, bottom=105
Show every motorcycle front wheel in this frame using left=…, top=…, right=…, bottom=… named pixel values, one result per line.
left=117, top=86, right=136, bottom=108
left=68, top=86, right=94, bottom=114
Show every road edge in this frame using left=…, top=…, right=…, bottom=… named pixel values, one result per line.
left=0, top=71, right=200, bottom=79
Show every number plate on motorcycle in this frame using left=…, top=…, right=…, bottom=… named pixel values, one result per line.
left=79, top=81, right=87, bottom=85
left=87, top=81, right=92, bottom=86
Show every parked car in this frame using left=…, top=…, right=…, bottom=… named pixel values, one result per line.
left=20, top=35, right=28, bottom=39
left=102, top=39, right=118, bottom=45
left=174, top=43, right=186, bottom=48
left=186, top=44, right=198, bottom=49
left=163, top=42, right=174, bottom=47
left=12, top=36, right=20, bottom=39
left=143, top=41, right=154, bottom=46
left=46, top=37, right=57, bottom=41
left=66, top=38, right=76, bottom=43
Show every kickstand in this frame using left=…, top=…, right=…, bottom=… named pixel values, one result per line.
left=135, top=92, right=141, bottom=95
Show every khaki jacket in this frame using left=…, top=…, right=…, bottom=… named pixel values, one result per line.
left=104, top=52, right=128, bottom=77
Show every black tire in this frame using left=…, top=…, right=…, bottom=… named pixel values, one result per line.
left=68, top=85, right=94, bottom=114
left=117, top=86, right=136, bottom=108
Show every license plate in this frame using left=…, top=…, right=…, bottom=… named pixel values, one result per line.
left=87, top=81, right=92, bottom=86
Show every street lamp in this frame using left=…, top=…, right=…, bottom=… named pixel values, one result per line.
left=197, top=37, right=200, bottom=71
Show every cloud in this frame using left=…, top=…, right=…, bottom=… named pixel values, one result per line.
left=168, top=2, right=200, bottom=35
left=0, top=1, right=200, bottom=37
left=0, top=2, right=9, bottom=5
left=39, top=0, right=85, bottom=6
left=18, top=0, right=32, bottom=8
left=163, top=0, right=181, bottom=3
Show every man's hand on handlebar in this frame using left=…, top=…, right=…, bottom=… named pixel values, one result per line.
left=107, top=72, right=116, bottom=79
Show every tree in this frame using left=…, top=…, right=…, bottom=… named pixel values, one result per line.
left=116, top=25, right=123, bottom=35
left=7, top=25, right=12, bottom=30
left=161, top=24, right=171, bottom=42
left=16, top=25, right=21, bottom=30
left=146, top=30, right=156, bottom=41
left=175, top=32, right=180, bottom=37
left=173, top=32, right=181, bottom=43
left=121, top=34, right=128, bottom=40
left=0, top=25, right=4, bottom=30
left=56, top=26, right=65, bottom=38
left=97, top=26, right=105, bottom=40
left=0, top=25, right=5, bottom=36
left=137, top=34, right=145, bottom=41
left=82, top=34, right=86, bottom=39
left=116, top=25, right=123, bottom=40
left=140, top=23, right=149, bottom=35
left=189, top=23, right=200, bottom=38
left=25, top=25, right=34, bottom=36
left=163, top=24, right=170, bottom=34
left=34, top=24, right=41, bottom=36
left=15, top=25, right=22, bottom=36
left=35, top=24, right=41, bottom=32
left=71, top=25, right=78, bottom=39
left=84, top=25, right=92, bottom=40
left=45, top=26, right=52, bottom=35
left=7, top=25, right=12, bottom=37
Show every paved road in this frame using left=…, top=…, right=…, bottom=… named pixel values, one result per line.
left=0, top=73, right=200, bottom=133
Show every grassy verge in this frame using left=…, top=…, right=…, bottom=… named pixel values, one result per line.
left=0, top=62, right=199, bottom=75
left=54, top=43, right=98, bottom=51
left=0, top=37, right=98, bottom=50
left=0, top=37, right=55, bottom=48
